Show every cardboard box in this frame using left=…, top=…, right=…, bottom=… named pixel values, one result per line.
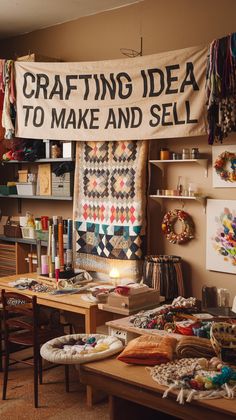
left=51, top=172, right=72, bottom=197
left=18, top=170, right=28, bottom=183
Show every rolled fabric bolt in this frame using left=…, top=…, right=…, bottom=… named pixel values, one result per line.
left=47, top=225, right=52, bottom=256
left=58, top=219, right=64, bottom=271
left=51, top=233, right=55, bottom=262
left=55, top=256, right=60, bottom=287
left=67, top=219, right=73, bottom=250
left=55, top=256, right=60, bottom=270
left=67, top=219, right=72, bottom=249
left=36, top=239, right=42, bottom=274
left=41, top=255, right=48, bottom=275
left=53, top=216, right=58, bottom=257
left=66, top=249, right=73, bottom=269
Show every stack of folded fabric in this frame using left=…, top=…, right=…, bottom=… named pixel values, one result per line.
left=176, top=336, right=216, bottom=359
left=117, top=334, right=177, bottom=365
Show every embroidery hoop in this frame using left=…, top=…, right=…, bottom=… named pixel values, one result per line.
left=214, top=151, right=236, bottom=182
left=161, top=209, right=194, bottom=244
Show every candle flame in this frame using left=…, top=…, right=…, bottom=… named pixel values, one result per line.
left=109, top=268, right=120, bottom=279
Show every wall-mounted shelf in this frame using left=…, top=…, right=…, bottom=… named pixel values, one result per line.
left=0, top=235, right=47, bottom=247
left=0, top=194, right=73, bottom=200
left=149, top=159, right=208, bottom=177
left=150, top=194, right=207, bottom=211
left=1, top=157, right=74, bottom=164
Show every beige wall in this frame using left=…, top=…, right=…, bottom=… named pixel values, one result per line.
left=1, top=0, right=236, bottom=302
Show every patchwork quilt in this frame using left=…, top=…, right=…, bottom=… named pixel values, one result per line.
left=73, top=140, right=149, bottom=280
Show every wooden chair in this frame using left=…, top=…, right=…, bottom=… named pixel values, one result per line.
left=1, top=289, right=69, bottom=408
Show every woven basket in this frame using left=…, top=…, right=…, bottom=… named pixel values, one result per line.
left=210, top=322, right=236, bottom=360
left=4, top=217, right=22, bottom=238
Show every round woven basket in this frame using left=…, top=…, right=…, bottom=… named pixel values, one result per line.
left=210, top=322, right=236, bottom=359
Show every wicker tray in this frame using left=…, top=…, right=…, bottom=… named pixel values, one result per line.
left=4, top=217, right=22, bottom=238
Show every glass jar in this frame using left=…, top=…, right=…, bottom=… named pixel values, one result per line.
left=172, top=152, right=182, bottom=160
left=202, top=286, right=218, bottom=310
left=182, top=148, right=190, bottom=159
left=160, top=148, right=170, bottom=160
left=191, top=148, right=199, bottom=159
left=51, top=143, right=62, bottom=158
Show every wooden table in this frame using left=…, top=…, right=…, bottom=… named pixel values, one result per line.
left=106, top=314, right=183, bottom=344
left=79, top=357, right=236, bottom=420
left=0, top=273, right=113, bottom=334
left=0, top=272, right=118, bottom=406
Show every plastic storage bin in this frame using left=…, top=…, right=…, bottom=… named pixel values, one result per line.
left=21, top=226, right=36, bottom=239
left=0, top=185, right=17, bottom=195
left=16, top=182, right=37, bottom=196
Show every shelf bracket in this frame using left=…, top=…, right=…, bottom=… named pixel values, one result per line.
left=17, top=198, right=22, bottom=214
left=196, top=159, right=208, bottom=177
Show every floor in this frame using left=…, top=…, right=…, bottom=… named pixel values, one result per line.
left=0, top=362, right=109, bottom=420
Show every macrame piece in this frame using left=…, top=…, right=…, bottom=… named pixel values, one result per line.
left=149, top=358, right=236, bottom=404
left=161, top=209, right=194, bottom=244
left=206, top=33, right=236, bottom=144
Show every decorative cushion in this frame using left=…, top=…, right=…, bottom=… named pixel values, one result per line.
left=40, top=333, right=123, bottom=364
left=117, top=334, right=177, bottom=365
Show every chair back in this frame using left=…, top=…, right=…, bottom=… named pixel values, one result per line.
left=1, top=290, right=38, bottom=343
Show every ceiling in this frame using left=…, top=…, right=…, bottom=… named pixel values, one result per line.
left=0, top=0, right=143, bottom=40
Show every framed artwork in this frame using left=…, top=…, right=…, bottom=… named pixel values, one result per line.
left=212, top=145, right=236, bottom=188
left=206, top=199, right=236, bottom=274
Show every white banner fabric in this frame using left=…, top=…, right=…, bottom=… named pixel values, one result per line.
left=15, top=44, right=208, bottom=141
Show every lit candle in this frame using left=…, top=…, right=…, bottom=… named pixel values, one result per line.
left=109, top=268, right=120, bottom=286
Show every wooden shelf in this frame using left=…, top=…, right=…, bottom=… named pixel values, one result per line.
left=149, top=158, right=208, bottom=177
left=1, top=158, right=74, bottom=164
left=0, top=194, right=73, bottom=200
left=150, top=194, right=207, bottom=211
left=0, top=235, right=47, bottom=247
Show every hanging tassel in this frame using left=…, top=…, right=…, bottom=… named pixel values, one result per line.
left=224, top=383, right=234, bottom=399
left=176, top=387, right=185, bottom=404
left=162, top=383, right=177, bottom=399
left=186, top=389, right=197, bottom=403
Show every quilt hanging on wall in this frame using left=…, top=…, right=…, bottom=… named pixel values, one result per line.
left=73, top=140, right=149, bottom=280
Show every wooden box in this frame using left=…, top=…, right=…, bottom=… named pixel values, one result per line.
left=18, top=169, right=28, bottom=183
left=16, top=53, right=61, bottom=62
left=107, top=289, right=160, bottom=310
left=51, top=172, right=72, bottom=197
left=38, top=164, right=51, bottom=196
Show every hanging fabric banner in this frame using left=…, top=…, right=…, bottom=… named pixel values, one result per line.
left=15, top=44, right=208, bottom=141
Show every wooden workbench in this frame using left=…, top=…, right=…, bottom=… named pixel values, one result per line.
left=0, top=272, right=120, bottom=406
left=0, top=272, right=114, bottom=334
left=106, top=313, right=183, bottom=344
left=79, top=357, right=236, bottom=420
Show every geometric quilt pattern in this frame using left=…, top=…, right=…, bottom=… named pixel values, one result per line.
left=110, top=205, right=138, bottom=224
left=73, top=140, right=149, bottom=279
left=83, top=203, right=106, bottom=222
left=112, top=141, right=137, bottom=162
left=85, top=141, right=109, bottom=163
left=75, top=221, right=143, bottom=260
left=84, top=169, right=109, bottom=198
left=111, top=168, right=135, bottom=199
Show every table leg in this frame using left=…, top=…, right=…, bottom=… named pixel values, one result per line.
left=86, top=385, right=107, bottom=407
left=85, top=306, right=97, bottom=334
